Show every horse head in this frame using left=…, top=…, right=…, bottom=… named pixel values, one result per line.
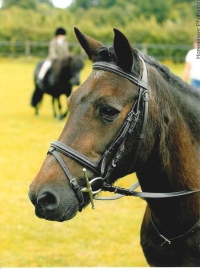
left=29, top=28, right=148, bottom=221
left=53, top=54, right=84, bottom=87
left=29, top=28, right=200, bottom=267
left=29, top=27, right=200, bottom=224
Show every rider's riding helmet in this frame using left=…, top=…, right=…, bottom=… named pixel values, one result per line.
left=55, top=27, right=67, bottom=36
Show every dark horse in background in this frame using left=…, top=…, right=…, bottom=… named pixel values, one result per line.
left=29, top=28, right=200, bottom=266
left=31, top=54, right=84, bottom=119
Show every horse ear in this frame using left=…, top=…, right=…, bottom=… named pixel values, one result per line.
left=113, top=28, right=142, bottom=76
left=74, top=27, right=103, bottom=62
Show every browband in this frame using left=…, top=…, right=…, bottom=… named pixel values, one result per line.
left=93, top=57, right=148, bottom=90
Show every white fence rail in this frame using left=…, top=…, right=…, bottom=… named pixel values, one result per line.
left=0, top=41, right=192, bottom=61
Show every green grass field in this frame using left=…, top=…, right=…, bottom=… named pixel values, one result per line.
left=0, top=57, right=184, bottom=267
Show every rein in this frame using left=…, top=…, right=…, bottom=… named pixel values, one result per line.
left=150, top=213, right=200, bottom=247
left=47, top=58, right=200, bottom=214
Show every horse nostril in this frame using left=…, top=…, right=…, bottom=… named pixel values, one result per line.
left=37, top=191, right=60, bottom=211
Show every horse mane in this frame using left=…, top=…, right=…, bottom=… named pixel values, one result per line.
left=137, top=51, right=200, bottom=190
left=139, top=51, right=200, bottom=139
left=139, top=50, right=200, bottom=99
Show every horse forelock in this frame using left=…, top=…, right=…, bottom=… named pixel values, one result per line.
left=96, top=45, right=143, bottom=79
left=97, top=46, right=117, bottom=64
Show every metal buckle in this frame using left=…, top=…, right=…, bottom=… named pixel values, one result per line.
left=81, top=168, right=102, bottom=209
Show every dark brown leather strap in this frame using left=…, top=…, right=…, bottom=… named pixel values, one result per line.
left=101, top=182, right=200, bottom=199
left=93, top=61, right=148, bottom=90
left=48, top=147, right=84, bottom=211
left=50, top=141, right=100, bottom=175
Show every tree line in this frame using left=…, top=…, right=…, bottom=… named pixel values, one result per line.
left=0, top=0, right=196, bottom=61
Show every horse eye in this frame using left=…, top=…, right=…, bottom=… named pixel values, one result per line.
left=99, top=105, right=120, bottom=122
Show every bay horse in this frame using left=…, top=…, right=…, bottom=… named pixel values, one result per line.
left=31, top=54, right=84, bottom=119
left=28, top=28, right=200, bottom=266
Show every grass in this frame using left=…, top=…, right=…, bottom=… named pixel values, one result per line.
left=0, top=57, right=184, bottom=267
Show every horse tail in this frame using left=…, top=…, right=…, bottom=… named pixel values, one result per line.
left=31, top=87, right=43, bottom=108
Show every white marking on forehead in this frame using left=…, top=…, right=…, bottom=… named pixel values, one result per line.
left=92, top=69, right=128, bottom=83
left=93, top=70, right=106, bottom=80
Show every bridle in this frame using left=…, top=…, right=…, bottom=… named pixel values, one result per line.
left=47, top=57, right=200, bottom=214
left=47, top=57, right=148, bottom=209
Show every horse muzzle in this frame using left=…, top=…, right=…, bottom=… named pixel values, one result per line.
left=28, top=184, right=80, bottom=222
left=28, top=168, right=102, bottom=222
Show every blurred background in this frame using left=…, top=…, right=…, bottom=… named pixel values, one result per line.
left=0, top=0, right=197, bottom=267
left=0, top=0, right=196, bottom=61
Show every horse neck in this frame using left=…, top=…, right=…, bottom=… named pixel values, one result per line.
left=136, top=66, right=200, bottom=225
